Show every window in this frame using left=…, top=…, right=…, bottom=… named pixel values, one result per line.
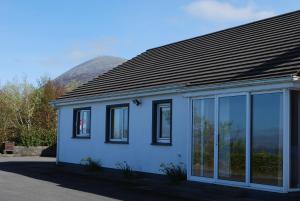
left=190, top=92, right=284, bottom=188
left=251, top=92, right=283, bottom=186
left=152, top=100, right=172, bottom=145
left=106, top=104, right=129, bottom=143
left=218, top=95, right=246, bottom=182
left=73, top=107, right=91, bottom=138
left=192, top=98, right=215, bottom=177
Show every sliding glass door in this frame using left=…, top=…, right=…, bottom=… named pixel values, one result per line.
left=192, top=98, right=215, bottom=178
left=218, top=95, right=246, bottom=182
left=191, top=91, right=284, bottom=189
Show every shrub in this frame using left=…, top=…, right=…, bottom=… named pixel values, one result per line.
left=19, top=126, right=56, bottom=147
left=80, top=157, right=102, bottom=172
left=160, top=162, right=187, bottom=183
left=116, top=161, right=134, bottom=179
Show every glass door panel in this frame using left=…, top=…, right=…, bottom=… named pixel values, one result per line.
left=192, top=98, right=215, bottom=178
left=251, top=93, right=283, bottom=186
left=218, top=95, right=246, bottom=182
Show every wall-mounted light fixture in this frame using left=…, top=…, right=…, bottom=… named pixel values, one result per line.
left=292, top=70, right=300, bottom=81
left=132, top=98, right=142, bottom=106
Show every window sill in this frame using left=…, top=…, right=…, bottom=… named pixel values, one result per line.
left=72, top=136, right=91, bottom=139
left=105, top=141, right=129, bottom=144
left=151, top=142, right=172, bottom=146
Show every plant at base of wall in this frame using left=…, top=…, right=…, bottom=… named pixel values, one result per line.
left=159, top=162, right=187, bottom=184
left=115, top=161, right=134, bottom=179
left=80, top=157, right=102, bottom=172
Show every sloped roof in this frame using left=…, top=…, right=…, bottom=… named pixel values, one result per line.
left=58, top=10, right=300, bottom=101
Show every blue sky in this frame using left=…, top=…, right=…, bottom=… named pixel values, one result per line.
left=0, top=0, right=299, bottom=84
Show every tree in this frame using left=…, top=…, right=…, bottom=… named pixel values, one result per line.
left=0, top=76, right=67, bottom=146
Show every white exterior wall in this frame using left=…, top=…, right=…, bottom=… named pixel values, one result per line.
left=55, top=78, right=300, bottom=192
left=57, top=94, right=189, bottom=174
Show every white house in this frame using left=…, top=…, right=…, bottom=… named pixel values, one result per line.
left=52, top=10, right=300, bottom=193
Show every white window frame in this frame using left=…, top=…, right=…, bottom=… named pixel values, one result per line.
left=156, top=103, right=171, bottom=143
left=190, top=96, right=215, bottom=178
left=187, top=89, right=289, bottom=193
left=108, top=105, right=129, bottom=142
left=152, top=99, right=172, bottom=145
left=74, top=108, right=91, bottom=138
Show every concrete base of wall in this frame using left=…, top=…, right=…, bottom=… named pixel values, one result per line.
left=6, top=146, right=56, bottom=157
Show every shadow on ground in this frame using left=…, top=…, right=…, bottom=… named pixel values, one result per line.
left=0, top=160, right=300, bottom=201
left=0, top=160, right=184, bottom=201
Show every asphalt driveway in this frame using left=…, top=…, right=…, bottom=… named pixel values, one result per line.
left=0, top=157, right=185, bottom=201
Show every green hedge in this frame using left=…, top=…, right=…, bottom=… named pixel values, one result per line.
left=19, top=126, right=56, bottom=147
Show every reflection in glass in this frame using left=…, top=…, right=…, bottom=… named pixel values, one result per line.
left=251, top=93, right=283, bottom=186
left=218, top=95, right=246, bottom=182
left=111, top=107, right=129, bottom=140
left=76, top=109, right=91, bottom=136
left=160, top=105, right=171, bottom=138
left=192, top=98, right=215, bottom=177
left=81, top=110, right=91, bottom=134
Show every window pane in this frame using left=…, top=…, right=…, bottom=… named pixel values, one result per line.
left=79, top=111, right=84, bottom=134
left=123, top=108, right=129, bottom=139
left=82, top=111, right=89, bottom=134
left=192, top=98, right=214, bottom=178
left=75, top=109, right=91, bottom=136
left=86, top=111, right=91, bottom=134
left=160, top=106, right=171, bottom=138
left=76, top=110, right=80, bottom=135
left=111, top=107, right=129, bottom=140
left=218, top=95, right=246, bottom=182
left=251, top=93, right=283, bottom=186
left=112, top=108, right=122, bottom=139
left=291, top=91, right=300, bottom=188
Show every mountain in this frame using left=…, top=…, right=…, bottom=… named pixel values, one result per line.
left=54, top=56, right=126, bottom=86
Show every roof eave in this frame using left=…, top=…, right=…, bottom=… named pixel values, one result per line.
left=51, top=83, right=186, bottom=108
left=51, top=76, right=295, bottom=108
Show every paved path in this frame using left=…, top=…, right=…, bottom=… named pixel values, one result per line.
left=0, top=157, right=184, bottom=201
